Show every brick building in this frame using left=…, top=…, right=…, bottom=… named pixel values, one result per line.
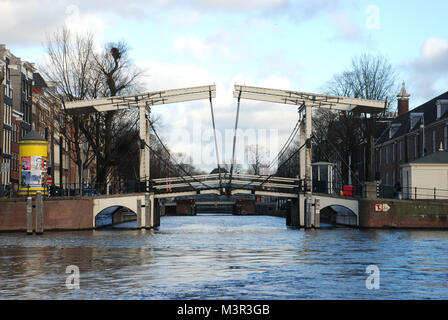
left=0, top=45, right=14, bottom=190
left=375, top=82, right=448, bottom=191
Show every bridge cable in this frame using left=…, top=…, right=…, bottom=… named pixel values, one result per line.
left=147, top=118, right=213, bottom=190
left=228, top=90, right=242, bottom=194
left=239, top=140, right=307, bottom=191
left=143, top=141, right=197, bottom=190
left=238, top=113, right=301, bottom=190
left=312, top=134, right=363, bottom=187
left=208, top=88, right=223, bottom=192
left=266, top=115, right=301, bottom=170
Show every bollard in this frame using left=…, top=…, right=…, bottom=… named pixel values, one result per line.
left=144, top=193, right=151, bottom=229
left=314, top=199, right=320, bottom=229
left=26, top=196, right=33, bottom=235
left=137, top=199, right=142, bottom=229
left=35, top=191, right=44, bottom=235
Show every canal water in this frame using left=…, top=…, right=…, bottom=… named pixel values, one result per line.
left=0, top=214, right=447, bottom=299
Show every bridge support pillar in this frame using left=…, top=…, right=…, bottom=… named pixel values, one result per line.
left=314, top=199, right=320, bottom=229
left=137, top=199, right=143, bottom=229
left=305, top=194, right=312, bottom=229
left=286, top=199, right=300, bottom=227
left=154, top=199, right=160, bottom=228
left=139, top=105, right=150, bottom=190
left=150, top=193, right=155, bottom=228
left=144, top=193, right=151, bottom=229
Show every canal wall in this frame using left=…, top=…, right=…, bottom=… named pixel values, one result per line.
left=0, top=197, right=94, bottom=232
left=112, top=210, right=137, bottom=225
left=359, top=199, right=448, bottom=229
left=176, top=200, right=195, bottom=215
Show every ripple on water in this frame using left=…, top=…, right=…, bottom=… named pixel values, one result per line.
left=0, top=215, right=447, bottom=299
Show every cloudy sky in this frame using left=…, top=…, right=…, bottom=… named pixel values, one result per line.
left=1, top=0, right=448, bottom=172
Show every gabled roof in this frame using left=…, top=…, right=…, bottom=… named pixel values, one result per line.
left=33, top=72, right=47, bottom=88
left=376, top=90, right=448, bottom=145
left=405, top=150, right=448, bottom=165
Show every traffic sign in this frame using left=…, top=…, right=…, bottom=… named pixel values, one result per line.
left=374, top=203, right=383, bottom=212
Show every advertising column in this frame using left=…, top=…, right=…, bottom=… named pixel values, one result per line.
left=18, top=130, right=48, bottom=196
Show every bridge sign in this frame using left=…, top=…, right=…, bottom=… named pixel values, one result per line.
left=374, top=203, right=391, bottom=212
left=374, top=203, right=383, bottom=212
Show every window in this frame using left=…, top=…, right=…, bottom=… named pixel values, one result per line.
left=399, top=141, right=402, bottom=161
left=414, top=136, right=418, bottom=158
left=392, top=143, right=396, bottom=162
left=433, top=130, right=436, bottom=153
left=436, top=100, right=448, bottom=119
left=385, top=146, right=389, bottom=164
left=444, top=126, right=447, bottom=150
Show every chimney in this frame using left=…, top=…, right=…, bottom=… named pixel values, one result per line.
left=397, top=81, right=410, bottom=116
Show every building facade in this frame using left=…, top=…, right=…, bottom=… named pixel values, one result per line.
left=375, top=82, right=448, bottom=193
left=0, top=45, right=14, bottom=190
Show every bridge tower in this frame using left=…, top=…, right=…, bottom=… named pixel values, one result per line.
left=233, top=84, right=387, bottom=228
left=64, top=85, right=216, bottom=189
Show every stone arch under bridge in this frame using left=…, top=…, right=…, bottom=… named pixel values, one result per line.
left=311, top=194, right=359, bottom=226
left=92, top=193, right=155, bottom=228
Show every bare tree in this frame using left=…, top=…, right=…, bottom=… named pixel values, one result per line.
left=41, top=27, right=144, bottom=190
left=246, top=144, right=269, bottom=175
left=315, top=53, right=399, bottom=183
left=40, top=27, right=97, bottom=188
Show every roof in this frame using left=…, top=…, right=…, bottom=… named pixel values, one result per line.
left=376, top=90, right=448, bottom=145
left=33, top=72, right=47, bottom=88
left=406, top=151, right=448, bottom=165
left=21, top=130, right=45, bottom=141
left=210, top=167, right=228, bottom=174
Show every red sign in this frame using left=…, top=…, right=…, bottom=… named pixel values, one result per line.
left=374, top=203, right=383, bottom=212
left=47, top=176, right=53, bottom=185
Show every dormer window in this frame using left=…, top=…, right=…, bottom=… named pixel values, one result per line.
left=436, top=100, right=448, bottom=119
left=389, top=123, right=401, bottom=139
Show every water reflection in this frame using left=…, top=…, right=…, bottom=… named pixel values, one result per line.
left=0, top=215, right=447, bottom=299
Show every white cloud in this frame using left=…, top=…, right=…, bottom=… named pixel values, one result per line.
left=191, top=0, right=286, bottom=12
left=136, top=59, right=299, bottom=170
left=406, top=37, right=448, bottom=100
left=174, top=34, right=211, bottom=60
left=330, top=11, right=361, bottom=41
left=0, top=0, right=108, bottom=46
